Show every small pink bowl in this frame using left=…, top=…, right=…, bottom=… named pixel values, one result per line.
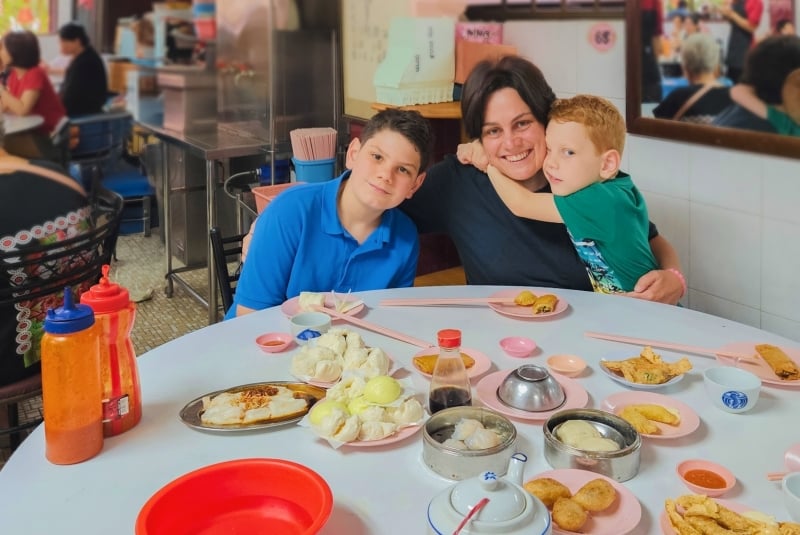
left=255, top=332, right=293, bottom=353
left=546, top=354, right=587, bottom=377
left=499, top=337, right=536, bottom=358
left=676, top=459, right=736, bottom=497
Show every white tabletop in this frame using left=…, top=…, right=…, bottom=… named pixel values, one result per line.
left=1, top=286, right=798, bottom=534
left=4, top=113, right=44, bottom=135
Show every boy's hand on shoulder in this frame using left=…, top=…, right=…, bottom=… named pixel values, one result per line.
left=625, top=269, right=683, bottom=305
left=456, top=139, right=489, bottom=172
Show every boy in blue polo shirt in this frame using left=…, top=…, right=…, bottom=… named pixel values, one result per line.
left=227, top=109, right=434, bottom=318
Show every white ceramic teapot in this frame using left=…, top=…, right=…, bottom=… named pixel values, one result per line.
left=426, top=452, right=552, bottom=534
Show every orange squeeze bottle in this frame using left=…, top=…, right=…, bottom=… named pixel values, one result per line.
left=41, top=287, right=103, bottom=464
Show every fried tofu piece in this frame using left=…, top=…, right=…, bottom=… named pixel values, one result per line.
left=523, top=477, right=572, bottom=509
left=514, top=290, right=537, bottom=306
left=552, top=497, right=588, bottom=532
left=755, top=344, right=800, bottom=381
left=602, top=346, right=692, bottom=385
left=571, top=478, right=617, bottom=512
left=665, top=499, right=703, bottom=535
left=619, top=405, right=660, bottom=434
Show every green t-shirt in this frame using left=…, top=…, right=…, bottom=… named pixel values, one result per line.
left=767, top=106, right=800, bottom=137
left=553, top=173, right=658, bottom=293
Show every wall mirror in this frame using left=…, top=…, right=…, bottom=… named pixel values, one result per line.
left=626, top=0, right=800, bottom=158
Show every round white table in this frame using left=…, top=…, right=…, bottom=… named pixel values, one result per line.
left=4, top=114, right=44, bottom=135
left=1, top=286, right=798, bottom=534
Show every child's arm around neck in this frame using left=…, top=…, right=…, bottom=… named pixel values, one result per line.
left=486, top=164, right=562, bottom=223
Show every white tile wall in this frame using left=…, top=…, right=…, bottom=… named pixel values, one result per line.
left=504, top=18, right=800, bottom=340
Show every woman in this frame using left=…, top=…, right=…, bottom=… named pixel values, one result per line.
left=0, top=30, right=66, bottom=162
left=719, top=0, right=763, bottom=83
left=58, top=22, right=108, bottom=117
left=0, top=117, right=91, bottom=387
left=654, top=33, right=733, bottom=123
left=400, top=56, right=684, bottom=304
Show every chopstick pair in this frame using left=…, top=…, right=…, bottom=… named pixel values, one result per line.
left=583, top=332, right=758, bottom=362
left=311, top=305, right=434, bottom=348
left=379, top=296, right=517, bottom=307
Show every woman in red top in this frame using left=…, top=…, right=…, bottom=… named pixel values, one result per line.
left=0, top=31, right=66, bottom=163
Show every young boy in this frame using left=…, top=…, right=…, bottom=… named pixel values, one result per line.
left=483, top=94, right=658, bottom=294
left=730, top=68, right=800, bottom=136
left=227, top=108, right=434, bottom=318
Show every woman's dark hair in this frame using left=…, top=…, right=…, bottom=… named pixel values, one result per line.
left=741, top=34, right=800, bottom=104
left=58, top=22, right=90, bottom=46
left=2, top=31, right=41, bottom=68
left=460, top=56, right=556, bottom=140
left=361, top=108, right=435, bottom=171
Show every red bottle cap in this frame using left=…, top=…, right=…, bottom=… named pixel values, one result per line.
left=80, top=264, right=131, bottom=314
left=437, top=329, right=461, bottom=348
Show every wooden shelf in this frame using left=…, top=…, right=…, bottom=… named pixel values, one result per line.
left=371, top=101, right=461, bottom=120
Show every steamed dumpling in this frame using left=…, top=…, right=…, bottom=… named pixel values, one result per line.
left=386, top=398, right=424, bottom=425
left=556, top=420, right=600, bottom=448
left=316, top=331, right=347, bottom=355
left=464, top=427, right=501, bottom=450
left=452, top=418, right=484, bottom=441
left=574, top=436, right=619, bottom=452
left=358, top=421, right=397, bottom=441
left=314, top=359, right=343, bottom=382
left=345, top=331, right=365, bottom=348
left=332, top=414, right=361, bottom=443
left=343, top=347, right=369, bottom=369
left=356, top=405, right=386, bottom=422
left=442, top=438, right=467, bottom=450
left=326, top=376, right=367, bottom=403
left=299, top=291, right=325, bottom=311
left=311, top=406, right=348, bottom=438
left=360, top=348, right=390, bottom=377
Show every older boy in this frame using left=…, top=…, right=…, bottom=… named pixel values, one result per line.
left=227, top=109, right=434, bottom=318
left=482, top=95, right=658, bottom=294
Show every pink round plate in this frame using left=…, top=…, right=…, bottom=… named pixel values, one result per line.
left=659, top=498, right=748, bottom=534
left=487, top=289, right=569, bottom=319
left=532, top=468, right=641, bottom=535
left=344, top=424, right=422, bottom=448
left=476, top=369, right=588, bottom=421
left=715, top=342, right=800, bottom=387
left=600, top=391, right=700, bottom=439
left=786, top=443, right=800, bottom=471
left=281, top=295, right=365, bottom=318
left=292, top=353, right=396, bottom=389
left=411, top=347, right=493, bottom=380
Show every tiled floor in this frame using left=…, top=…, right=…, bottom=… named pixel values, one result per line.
left=1, top=230, right=209, bottom=469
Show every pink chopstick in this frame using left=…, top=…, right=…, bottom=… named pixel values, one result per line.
left=583, top=331, right=757, bottom=361
left=767, top=471, right=789, bottom=481
left=379, top=297, right=518, bottom=307
left=311, top=305, right=435, bottom=348
left=452, top=497, right=489, bottom=535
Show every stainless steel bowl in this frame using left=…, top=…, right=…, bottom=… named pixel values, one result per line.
left=422, top=406, right=517, bottom=481
left=497, top=365, right=566, bottom=412
left=543, top=408, right=641, bottom=482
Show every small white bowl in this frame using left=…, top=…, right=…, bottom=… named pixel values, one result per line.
left=703, top=366, right=761, bottom=414
left=289, top=312, right=331, bottom=346
left=782, top=472, right=800, bottom=523
left=546, top=354, right=587, bottom=378
left=499, top=337, right=536, bottom=358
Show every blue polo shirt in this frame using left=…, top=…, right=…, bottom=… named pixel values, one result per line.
left=225, top=171, right=420, bottom=318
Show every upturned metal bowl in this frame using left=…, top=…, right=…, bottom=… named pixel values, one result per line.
left=496, top=365, right=566, bottom=412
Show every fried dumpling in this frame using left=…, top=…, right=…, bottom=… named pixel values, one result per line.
left=514, top=290, right=537, bottom=306
left=532, top=294, right=558, bottom=313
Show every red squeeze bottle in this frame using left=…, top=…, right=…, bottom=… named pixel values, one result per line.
left=80, top=265, right=142, bottom=437
left=41, top=288, right=103, bottom=464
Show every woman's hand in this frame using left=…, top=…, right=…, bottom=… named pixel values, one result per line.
left=625, top=269, right=684, bottom=305
left=456, top=139, right=489, bottom=172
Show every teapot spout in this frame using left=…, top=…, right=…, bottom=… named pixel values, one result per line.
left=505, top=452, right=528, bottom=486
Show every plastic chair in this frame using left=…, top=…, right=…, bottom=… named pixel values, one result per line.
left=209, top=226, right=247, bottom=315
left=0, top=188, right=123, bottom=451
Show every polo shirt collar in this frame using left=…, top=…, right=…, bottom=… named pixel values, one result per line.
left=320, top=170, right=394, bottom=245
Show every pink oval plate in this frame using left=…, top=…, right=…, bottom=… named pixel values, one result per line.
left=476, top=369, right=588, bottom=421
left=659, top=498, right=749, bottom=534
left=281, top=295, right=365, bottom=319
left=344, top=424, right=422, bottom=448
left=715, top=341, right=800, bottom=387
left=487, top=289, right=569, bottom=319
left=600, top=391, right=700, bottom=440
left=532, top=468, right=642, bottom=535
left=411, top=347, right=493, bottom=380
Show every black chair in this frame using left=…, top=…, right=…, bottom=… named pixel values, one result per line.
left=209, top=226, right=248, bottom=315
left=0, top=188, right=123, bottom=451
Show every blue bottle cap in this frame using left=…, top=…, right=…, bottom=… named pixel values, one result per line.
left=43, top=287, right=95, bottom=334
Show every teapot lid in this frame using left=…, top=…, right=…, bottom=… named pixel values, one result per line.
left=450, top=470, right=528, bottom=523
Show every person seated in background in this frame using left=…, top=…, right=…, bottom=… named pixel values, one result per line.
left=0, top=30, right=66, bottom=163
left=58, top=22, right=109, bottom=117
left=730, top=68, right=800, bottom=135
left=654, top=33, right=733, bottom=123
left=226, top=108, right=434, bottom=319
left=775, top=18, right=796, bottom=36
left=466, top=95, right=658, bottom=295
left=0, top=116, right=92, bottom=387
left=714, top=34, right=800, bottom=132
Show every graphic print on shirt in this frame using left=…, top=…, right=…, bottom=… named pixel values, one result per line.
left=567, top=230, right=624, bottom=294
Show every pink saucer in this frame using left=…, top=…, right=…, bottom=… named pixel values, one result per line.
left=255, top=332, right=293, bottom=353
left=500, top=337, right=536, bottom=358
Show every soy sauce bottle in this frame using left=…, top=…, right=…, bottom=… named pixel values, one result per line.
left=429, top=329, right=472, bottom=414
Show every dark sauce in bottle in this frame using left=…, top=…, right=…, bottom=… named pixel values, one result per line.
left=429, top=386, right=472, bottom=414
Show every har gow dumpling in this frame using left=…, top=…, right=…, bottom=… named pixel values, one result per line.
left=358, top=421, right=397, bottom=441
left=452, top=418, right=484, bottom=441
left=464, top=427, right=501, bottom=450
left=386, top=398, right=424, bottom=425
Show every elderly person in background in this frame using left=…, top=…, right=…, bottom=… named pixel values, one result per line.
left=0, top=30, right=66, bottom=163
left=654, top=33, right=733, bottom=122
left=0, top=116, right=91, bottom=387
left=58, top=22, right=108, bottom=117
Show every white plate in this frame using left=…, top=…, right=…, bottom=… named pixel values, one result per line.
left=600, top=391, right=700, bottom=439
left=532, top=468, right=642, bottom=535
left=476, top=370, right=589, bottom=421
left=598, top=350, right=687, bottom=390
left=487, top=289, right=569, bottom=319
left=410, top=347, right=493, bottom=380
left=280, top=294, right=365, bottom=318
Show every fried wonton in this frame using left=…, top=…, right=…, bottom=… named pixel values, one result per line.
left=603, top=346, right=692, bottom=385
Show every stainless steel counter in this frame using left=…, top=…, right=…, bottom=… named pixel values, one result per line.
left=139, top=122, right=268, bottom=161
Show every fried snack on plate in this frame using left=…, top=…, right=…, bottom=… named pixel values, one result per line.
left=603, top=346, right=692, bottom=385
left=412, top=353, right=475, bottom=375
left=571, top=478, right=618, bottom=512
left=665, top=495, right=775, bottom=535
left=552, top=497, right=588, bottom=532
left=532, top=294, right=558, bottom=314
left=523, top=477, right=572, bottom=509
left=780, top=523, right=800, bottom=535
left=200, top=385, right=311, bottom=426
left=755, top=344, right=800, bottom=381
left=629, top=403, right=681, bottom=425
left=514, top=290, right=537, bottom=306
left=620, top=405, right=660, bottom=434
